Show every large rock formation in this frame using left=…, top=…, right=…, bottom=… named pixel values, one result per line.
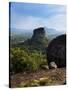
left=32, top=27, right=45, bottom=40
left=47, top=34, right=66, bottom=68
left=18, top=27, right=48, bottom=52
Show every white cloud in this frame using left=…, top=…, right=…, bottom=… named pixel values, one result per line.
left=11, top=13, right=66, bottom=33
left=44, top=14, right=66, bottom=33
left=11, top=15, right=45, bottom=30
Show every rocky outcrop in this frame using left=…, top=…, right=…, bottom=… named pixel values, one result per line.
left=19, top=27, right=48, bottom=52
left=49, top=62, right=57, bottom=69
left=47, top=34, right=66, bottom=68
left=32, top=27, right=45, bottom=40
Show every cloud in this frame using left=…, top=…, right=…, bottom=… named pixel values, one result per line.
left=44, top=14, right=66, bottom=33
left=11, top=15, right=45, bottom=30
left=10, top=3, right=66, bottom=33
left=11, top=13, right=66, bottom=33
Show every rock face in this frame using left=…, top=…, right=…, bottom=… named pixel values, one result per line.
left=47, top=34, right=66, bottom=68
left=32, top=27, right=45, bottom=40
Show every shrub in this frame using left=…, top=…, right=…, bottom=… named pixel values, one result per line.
left=10, top=47, right=47, bottom=73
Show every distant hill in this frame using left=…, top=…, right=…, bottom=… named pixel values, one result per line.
left=45, top=27, right=60, bottom=35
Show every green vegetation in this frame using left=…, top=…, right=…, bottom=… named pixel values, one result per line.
left=10, top=47, right=47, bottom=73
left=18, top=76, right=53, bottom=87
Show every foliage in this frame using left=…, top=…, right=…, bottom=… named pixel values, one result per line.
left=18, top=76, right=52, bottom=87
left=10, top=47, right=47, bottom=73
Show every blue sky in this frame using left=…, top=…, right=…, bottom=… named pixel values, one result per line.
left=10, top=2, right=66, bottom=33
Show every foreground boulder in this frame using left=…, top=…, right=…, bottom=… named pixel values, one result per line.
left=49, top=62, right=57, bottom=69
left=47, top=34, right=66, bottom=68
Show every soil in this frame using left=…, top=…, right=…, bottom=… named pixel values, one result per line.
left=10, top=68, right=66, bottom=88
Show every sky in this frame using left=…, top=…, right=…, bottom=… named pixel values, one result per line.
left=10, top=2, right=66, bottom=33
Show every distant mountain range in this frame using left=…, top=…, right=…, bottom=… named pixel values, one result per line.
left=45, top=27, right=61, bottom=35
